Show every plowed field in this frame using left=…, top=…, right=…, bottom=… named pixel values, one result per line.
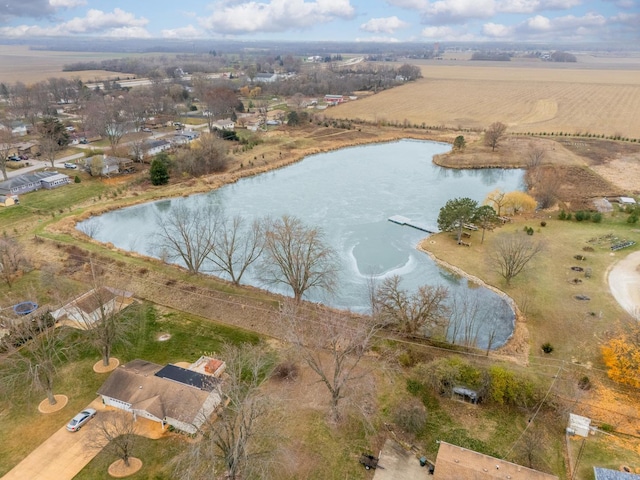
left=327, top=64, right=640, bottom=139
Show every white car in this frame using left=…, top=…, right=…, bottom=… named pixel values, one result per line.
left=64, top=162, right=77, bottom=169
left=66, top=408, right=96, bottom=432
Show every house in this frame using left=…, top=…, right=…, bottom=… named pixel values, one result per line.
left=0, top=171, right=68, bottom=196
left=85, top=155, right=132, bottom=176
left=171, top=130, right=199, bottom=146
left=40, top=173, right=71, bottom=189
left=211, top=118, right=235, bottom=131
left=324, top=94, right=346, bottom=105
left=5, top=121, right=28, bottom=136
left=433, top=441, right=559, bottom=479
left=52, top=287, right=134, bottom=326
left=594, top=467, right=640, bottom=479
left=145, top=139, right=172, bottom=156
left=97, top=358, right=224, bottom=434
left=252, top=72, right=278, bottom=83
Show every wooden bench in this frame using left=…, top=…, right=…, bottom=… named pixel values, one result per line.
left=461, top=232, right=472, bottom=239
left=458, top=241, right=471, bottom=247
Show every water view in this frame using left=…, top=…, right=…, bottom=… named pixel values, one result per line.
left=81, top=140, right=525, bottom=348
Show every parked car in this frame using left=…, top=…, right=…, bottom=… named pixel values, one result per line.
left=8, top=155, right=21, bottom=162
left=66, top=408, right=96, bottom=432
left=64, top=162, right=77, bottom=169
left=79, top=138, right=88, bottom=144
left=141, top=127, right=152, bottom=133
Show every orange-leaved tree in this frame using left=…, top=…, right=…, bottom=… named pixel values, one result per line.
left=602, top=326, right=640, bottom=388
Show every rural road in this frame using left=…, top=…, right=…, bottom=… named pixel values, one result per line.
left=608, top=250, right=640, bottom=318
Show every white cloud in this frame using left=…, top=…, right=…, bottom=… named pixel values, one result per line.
left=355, top=35, right=401, bottom=42
left=482, top=22, right=513, bottom=36
left=420, top=24, right=476, bottom=40
left=199, top=0, right=355, bottom=34
left=0, top=8, right=150, bottom=37
left=425, top=0, right=496, bottom=22
left=49, top=0, right=86, bottom=7
left=525, top=14, right=552, bottom=30
left=161, top=25, right=204, bottom=38
left=385, top=0, right=429, bottom=8
left=360, top=16, right=409, bottom=34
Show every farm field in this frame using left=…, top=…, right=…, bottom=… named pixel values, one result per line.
left=0, top=45, right=135, bottom=83
left=327, top=61, right=640, bottom=139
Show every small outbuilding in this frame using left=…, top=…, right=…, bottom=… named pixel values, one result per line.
left=0, top=195, right=16, bottom=207
left=568, top=413, right=591, bottom=437
left=619, top=197, right=637, bottom=205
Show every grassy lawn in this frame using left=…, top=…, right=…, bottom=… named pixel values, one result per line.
left=0, top=304, right=261, bottom=477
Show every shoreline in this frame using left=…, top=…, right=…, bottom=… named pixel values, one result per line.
left=49, top=126, right=530, bottom=362
left=417, top=240, right=530, bottom=365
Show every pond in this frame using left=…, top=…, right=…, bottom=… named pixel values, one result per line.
left=80, top=140, right=525, bottom=349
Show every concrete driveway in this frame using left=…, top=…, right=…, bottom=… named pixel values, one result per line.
left=1, top=399, right=166, bottom=480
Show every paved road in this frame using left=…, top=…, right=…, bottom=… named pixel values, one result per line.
left=5, top=152, right=85, bottom=179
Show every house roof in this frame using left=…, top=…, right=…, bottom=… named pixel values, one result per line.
left=41, top=173, right=70, bottom=183
left=145, top=139, right=171, bottom=149
left=434, top=442, right=559, bottom=479
left=0, top=171, right=59, bottom=191
left=73, top=287, right=119, bottom=315
left=594, top=468, right=640, bottom=480
left=155, top=364, right=219, bottom=392
left=97, top=359, right=221, bottom=425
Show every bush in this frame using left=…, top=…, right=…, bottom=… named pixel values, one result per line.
left=74, top=175, right=81, bottom=183
left=541, top=343, right=554, bottom=354
left=628, top=214, right=639, bottom=224
left=599, top=423, right=615, bottom=433
left=591, top=212, right=603, bottom=223
left=540, top=221, right=546, bottom=227
left=526, top=227, right=534, bottom=235
left=558, top=210, right=567, bottom=220
left=578, top=376, right=591, bottom=390
left=272, top=359, right=299, bottom=381
left=392, top=397, right=427, bottom=435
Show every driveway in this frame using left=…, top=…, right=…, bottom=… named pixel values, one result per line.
left=1, top=399, right=166, bottom=480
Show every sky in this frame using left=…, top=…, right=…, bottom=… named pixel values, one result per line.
left=0, top=0, right=637, bottom=44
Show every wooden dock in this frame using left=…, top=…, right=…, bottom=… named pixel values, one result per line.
left=388, top=215, right=438, bottom=234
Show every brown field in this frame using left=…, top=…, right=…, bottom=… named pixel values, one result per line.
left=0, top=45, right=135, bottom=83
left=327, top=61, right=640, bottom=139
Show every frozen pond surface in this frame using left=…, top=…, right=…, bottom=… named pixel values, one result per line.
left=81, top=140, right=525, bottom=348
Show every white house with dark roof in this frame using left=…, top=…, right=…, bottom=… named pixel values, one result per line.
left=145, top=139, right=172, bottom=157
left=0, top=171, right=70, bottom=196
left=97, top=358, right=224, bottom=434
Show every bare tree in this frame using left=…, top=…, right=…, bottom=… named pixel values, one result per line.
left=199, top=85, right=238, bottom=133
left=0, top=311, right=69, bottom=406
left=526, top=144, right=545, bottom=168
left=39, top=117, right=69, bottom=167
left=71, top=261, right=134, bottom=367
left=175, top=133, right=229, bottom=176
left=259, top=215, right=339, bottom=302
left=372, top=275, right=449, bottom=337
left=0, top=233, right=29, bottom=288
left=0, top=123, right=13, bottom=180
left=491, top=234, right=543, bottom=286
left=90, top=411, right=139, bottom=468
left=175, top=343, right=276, bottom=480
left=153, top=203, right=219, bottom=274
left=484, top=188, right=508, bottom=217
left=86, top=95, right=130, bottom=152
left=484, top=121, right=507, bottom=151
left=282, top=302, right=380, bottom=423
left=208, top=215, right=264, bottom=286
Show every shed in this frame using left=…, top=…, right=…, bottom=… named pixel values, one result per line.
left=619, top=197, right=637, bottom=205
left=452, top=386, right=479, bottom=404
left=568, top=413, right=591, bottom=437
left=0, top=195, right=16, bottom=207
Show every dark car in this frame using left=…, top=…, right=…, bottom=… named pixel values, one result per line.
left=8, top=155, right=21, bottom=162
left=66, top=408, right=96, bottom=432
